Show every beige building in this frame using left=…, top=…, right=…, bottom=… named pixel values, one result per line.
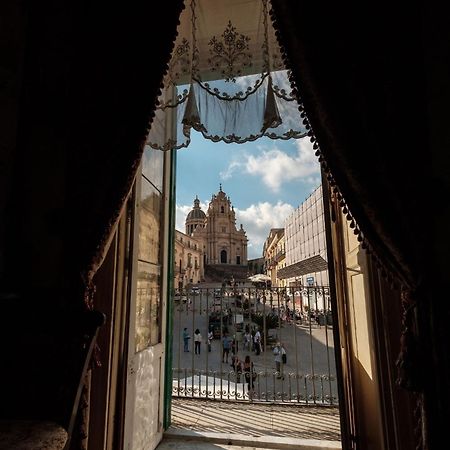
left=174, top=230, right=204, bottom=289
left=186, top=185, right=248, bottom=267
left=275, top=233, right=287, bottom=288
left=262, top=228, right=286, bottom=287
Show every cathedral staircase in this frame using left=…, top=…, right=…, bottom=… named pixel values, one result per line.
left=204, top=264, right=249, bottom=283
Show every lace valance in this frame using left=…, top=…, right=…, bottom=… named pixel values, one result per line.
left=147, top=0, right=307, bottom=151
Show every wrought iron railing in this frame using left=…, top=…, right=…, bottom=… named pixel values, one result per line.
left=171, top=285, right=337, bottom=405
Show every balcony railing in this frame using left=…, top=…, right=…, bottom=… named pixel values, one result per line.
left=171, top=285, right=336, bottom=405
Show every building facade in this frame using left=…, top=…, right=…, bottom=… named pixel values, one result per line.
left=262, top=228, right=286, bottom=287
left=186, top=185, right=248, bottom=267
left=174, top=230, right=204, bottom=289
left=278, top=185, right=328, bottom=287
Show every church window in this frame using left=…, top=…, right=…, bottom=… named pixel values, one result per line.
left=220, top=249, right=227, bottom=263
left=236, top=255, right=241, bottom=265
left=222, top=227, right=226, bottom=233
left=221, top=206, right=224, bottom=213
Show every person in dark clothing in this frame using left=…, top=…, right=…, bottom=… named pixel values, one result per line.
left=231, top=336, right=238, bottom=355
left=183, top=327, right=190, bottom=352
left=222, top=332, right=233, bottom=363
left=243, top=355, right=256, bottom=396
left=231, top=355, right=242, bottom=382
left=194, top=328, right=202, bottom=354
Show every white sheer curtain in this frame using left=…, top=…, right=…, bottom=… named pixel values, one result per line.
left=147, top=0, right=307, bottom=151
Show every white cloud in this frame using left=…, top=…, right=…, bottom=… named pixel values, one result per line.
left=219, top=160, right=243, bottom=180
left=235, top=201, right=294, bottom=258
left=175, top=204, right=192, bottom=232
left=220, top=139, right=319, bottom=192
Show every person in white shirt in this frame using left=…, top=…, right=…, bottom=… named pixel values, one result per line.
left=254, top=328, right=261, bottom=355
left=243, top=331, right=251, bottom=350
left=273, top=342, right=286, bottom=379
left=207, top=329, right=213, bottom=352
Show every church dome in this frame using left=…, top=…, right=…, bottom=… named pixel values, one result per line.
left=186, top=197, right=206, bottom=221
left=187, top=208, right=206, bottom=220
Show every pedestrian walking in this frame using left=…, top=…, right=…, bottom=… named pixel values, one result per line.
left=231, top=355, right=242, bottom=382
left=207, top=329, right=213, bottom=352
left=231, top=335, right=238, bottom=355
left=183, top=327, right=190, bottom=352
left=273, top=341, right=286, bottom=379
left=254, top=328, right=261, bottom=355
left=243, top=330, right=251, bottom=351
left=194, top=328, right=202, bottom=354
left=243, top=355, right=256, bottom=395
left=222, top=332, right=233, bottom=363
left=250, top=327, right=256, bottom=351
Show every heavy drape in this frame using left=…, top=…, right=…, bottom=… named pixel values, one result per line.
left=63, top=2, right=185, bottom=304
left=270, top=2, right=444, bottom=448
left=270, top=1, right=427, bottom=292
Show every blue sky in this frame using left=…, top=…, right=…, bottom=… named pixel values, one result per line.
left=175, top=130, right=321, bottom=259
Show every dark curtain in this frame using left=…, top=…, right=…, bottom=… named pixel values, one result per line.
left=63, top=1, right=185, bottom=305
left=270, top=0, right=428, bottom=291
left=270, top=2, right=447, bottom=448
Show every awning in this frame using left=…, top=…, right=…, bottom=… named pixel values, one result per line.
left=277, top=255, right=328, bottom=279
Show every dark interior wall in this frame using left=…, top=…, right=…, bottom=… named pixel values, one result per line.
left=0, top=1, right=27, bottom=284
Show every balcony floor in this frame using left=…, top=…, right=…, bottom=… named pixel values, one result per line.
left=157, top=397, right=341, bottom=450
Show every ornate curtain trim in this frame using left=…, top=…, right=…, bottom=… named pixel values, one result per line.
left=147, top=0, right=308, bottom=151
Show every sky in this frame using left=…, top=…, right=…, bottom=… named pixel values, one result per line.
left=175, top=131, right=321, bottom=259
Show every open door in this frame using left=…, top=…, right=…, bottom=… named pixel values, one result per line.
left=325, top=176, right=417, bottom=450
left=122, top=145, right=173, bottom=450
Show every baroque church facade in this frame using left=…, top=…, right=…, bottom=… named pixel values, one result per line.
left=185, top=186, right=248, bottom=267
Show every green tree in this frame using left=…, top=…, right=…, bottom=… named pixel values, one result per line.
left=250, top=312, right=281, bottom=345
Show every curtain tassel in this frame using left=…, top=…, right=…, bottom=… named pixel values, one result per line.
left=182, top=83, right=207, bottom=135
left=261, top=76, right=282, bottom=131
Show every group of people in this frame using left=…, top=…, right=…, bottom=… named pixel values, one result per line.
left=182, top=327, right=213, bottom=354
left=243, top=326, right=262, bottom=355
left=230, top=354, right=256, bottom=393
left=182, top=327, right=287, bottom=393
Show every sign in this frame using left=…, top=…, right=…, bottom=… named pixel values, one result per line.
left=306, top=276, right=314, bottom=286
